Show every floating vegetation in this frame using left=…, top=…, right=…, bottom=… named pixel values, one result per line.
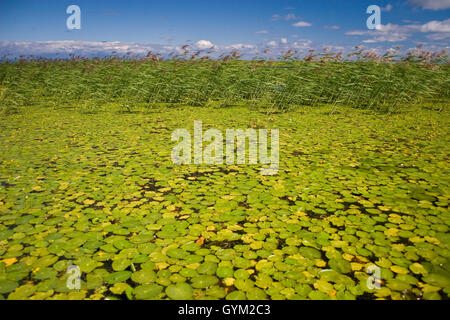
left=0, top=103, right=448, bottom=300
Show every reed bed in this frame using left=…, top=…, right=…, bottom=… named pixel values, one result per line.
left=0, top=46, right=448, bottom=113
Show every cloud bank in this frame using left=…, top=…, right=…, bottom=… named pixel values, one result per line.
left=346, top=19, right=450, bottom=43
left=408, top=0, right=450, bottom=10
left=0, top=32, right=447, bottom=61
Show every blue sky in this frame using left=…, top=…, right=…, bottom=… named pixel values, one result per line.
left=0, top=0, right=449, bottom=58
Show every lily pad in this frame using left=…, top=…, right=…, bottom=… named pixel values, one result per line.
left=131, top=270, right=157, bottom=284
left=134, top=284, right=163, bottom=300
left=105, top=271, right=132, bottom=285
left=191, top=275, right=219, bottom=289
left=0, top=280, right=19, bottom=294
left=329, top=258, right=351, bottom=274
left=166, top=283, right=194, bottom=300
left=299, top=247, right=322, bottom=259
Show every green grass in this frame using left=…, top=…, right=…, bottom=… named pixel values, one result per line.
left=1, top=52, right=449, bottom=114
left=0, top=104, right=449, bottom=300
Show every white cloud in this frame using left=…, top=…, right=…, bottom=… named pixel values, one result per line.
left=195, top=40, right=216, bottom=49
left=292, top=21, right=312, bottom=27
left=0, top=37, right=446, bottom=61
left=362, top=34, right=408, bottom=43
left=291, top=39, right=313, bottom=49
left=417, top=19, right=450, bottom=40
left=346, top=23, right=411, bottom=42
left=262, top=38, right=313, bottom=51
left=226, top=43, right=257, bottom=51
left=255, top=30, right=269, bottom=34
left=0, top=40, right=218, bottom=59
left=408, top=0, right=450, bottom=10
left=346, top=30, right=367, bottom=36
left=427, top=33, right=450, bottom=40
left=0, top=40, right=291, bottom=60
left=0, top=40, right=155, bottom=56
left=346, top=19, right=450, bottom=43
left=419, top=19, right=450, bottom=32
left=364, top=35, right=409, bottom=43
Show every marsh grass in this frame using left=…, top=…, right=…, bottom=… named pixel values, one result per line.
left=0, top=46, right=448, bottom=114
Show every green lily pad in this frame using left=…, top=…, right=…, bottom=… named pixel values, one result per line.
left=33, top=267, right=58, bottom=280
left=299, top=247, right=322, bottom=259
left=105, top=271, right=132, bottom=285
left=216, top=266, right=234, bottom=278
left=131, top=270, right=157, bottom=284
left=8, top=284, right=36, bottom=300
left=134, top=284, right=163, bottom=299
left=113, top=239, right=132, bottom=250
left=386, top=279, right=411, bottom=291
left=329, top=258, right=351, bottom=274
left=191, top=275, right=219, bottom=289
left=110, top=283, right=130, bottom=295
left=246, top=287, right=267, bottom=300
left=76, top=256, right=101, bottom=273
left=0, top=280, right=19, bottom=294
left=166, top=248, right=188, bottom=259
left=165, top=283, right=194, bottom=300
left=86, top=273, right=103, bottom=290
left=112, top=258, right=131, bottom=271
left=423, top=273, right=450, bottom=288
left=197, top=262, right=217, bottom=275
left=156, top=230, right=179, bottom=239
left=234, top=269, right=250, bottom=280
left=226, top=291, right=247, bottom=300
